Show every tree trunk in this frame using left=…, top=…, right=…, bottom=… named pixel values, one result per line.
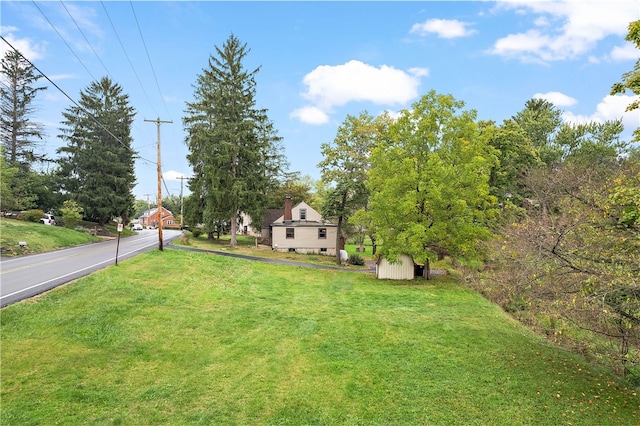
left=230, top=215, right=237, bottom=246
left=425, top=258, right=431, bottom=280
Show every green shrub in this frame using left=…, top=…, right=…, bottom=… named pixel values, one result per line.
left=348, top=253, right=365, bottom=266
left=24, top=209, right=45, bottom=223
left=191, top=228, right=202, bottom=238
left=60, top=200, right=83, bottom=228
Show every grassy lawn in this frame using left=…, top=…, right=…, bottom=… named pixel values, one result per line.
left=0, top=218, right=100, bottom=256
left=1, top=249, right=638, bottom=425
left=178, top=233, right=374, bottom=270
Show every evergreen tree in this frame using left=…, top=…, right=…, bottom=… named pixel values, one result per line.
left=57, top=77, right=136, bottom=225
left=0, top=49, right=47, bottom=210
left=183, top=34, right=285, bottom=245
left=0, top=50, right=46, bottom=170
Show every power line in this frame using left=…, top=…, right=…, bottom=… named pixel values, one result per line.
left=100, top=0, right=158, bottom=118
left=31, top=1, right=97, bottom=82
left=130, top=1, right=172, bottom=120
left=59, top=0, right=112, bottom=80
left=0, top=35, right=157, bottom=166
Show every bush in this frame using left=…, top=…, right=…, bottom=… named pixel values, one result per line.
left=24, top=209, right=45, bottom=223
left=348, top=253, right=365, bottom=266
left=191, top=228, right=202, bottom=238
left=60, top=200, right=83, bottom=228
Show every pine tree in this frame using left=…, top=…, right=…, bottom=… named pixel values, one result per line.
left=183, top=34, right=285, bottom=245
left=0, top=49, right=47, bottom=210
left=0, top=50, right=46, bottom=170
left=57, top=77, right=136, bottom=225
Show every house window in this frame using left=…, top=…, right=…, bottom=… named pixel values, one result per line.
left=320, top=248, right=327, bottom=253
left=286, top=228, right=294, bottom=239
left=288, top=248, right=296, bottom=253
left=167, top=220, right=174, bottom=225
left=300, top=209, right=307, bottom=220
left=318, top=228, right=327, bottom=239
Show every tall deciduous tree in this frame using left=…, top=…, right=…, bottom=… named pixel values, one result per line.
left=184, top=34, right=284, bottom=245
left=611, top=19, right=640, bottom=142
left=366, top=91, right=498, bottom=265
left=57, top=76, right=136, bottom=225
left=0, top=49, right=47, bottom=210
left=318, top=112, right=384, bottom=264
left=264, top=171, right=314, bottom=209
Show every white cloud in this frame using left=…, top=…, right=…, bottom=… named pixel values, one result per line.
left=533, top=91, right=578, bottom=107
left=290, top=106, right=330, bottom=125
left=0, top=31, right=45, bottom=62
left=488, top=0, right=639, bottom=63
left=408, top=67, right=430, bottom=77
left=562, top=95, right=640, bottom=135
left=291, top=60, right=426, bottom=125
left=163, top=170, right=189, bottom=181
left=610, top=42, right=640, bottom=61
left=410, top=19, right=476, bottom=39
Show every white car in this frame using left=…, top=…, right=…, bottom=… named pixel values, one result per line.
left=132, top=223, right=143, bottom=231
left=40, top=214, right=56, bottom=225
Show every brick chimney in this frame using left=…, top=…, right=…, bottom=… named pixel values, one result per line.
left=284, top=195, right=292, bottom=222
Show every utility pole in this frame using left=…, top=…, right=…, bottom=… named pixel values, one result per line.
left=145, top=118, right=172, bottom=251
left=143, top=193, right=152, bottom=227
left=177, top=175, right=188, bottom=230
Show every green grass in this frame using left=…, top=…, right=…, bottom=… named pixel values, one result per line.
left=0, top=218, right=100, bottom=256
left=1, top=249, right=638, bottom=425
left=179, top=233, right=372, bottom=269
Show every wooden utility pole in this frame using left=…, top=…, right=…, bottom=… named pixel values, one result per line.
left=145, top=118, right=172, bottom=250
left=177, top=175, right=188, bottom=229
left=143, top=193, right=152, bottom=227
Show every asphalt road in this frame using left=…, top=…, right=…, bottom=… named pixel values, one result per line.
left=0, top=229, right=183, bottom=308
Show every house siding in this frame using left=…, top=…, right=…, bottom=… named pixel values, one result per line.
left=376, top=254, right=415, bottom=280
left=271, top=224, right=337, bottom=256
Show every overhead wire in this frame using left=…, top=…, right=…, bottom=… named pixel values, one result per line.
left=129, top=1, right=173, bottom=121
left=59, top=0, right=112, bottom=80
left=0, top=35, right=157, bottom=166
left=31, top=1, right=97, bottom=82
left=100, top=0, right=158, bottom=118
left=14, top=3, right=181, bottom=198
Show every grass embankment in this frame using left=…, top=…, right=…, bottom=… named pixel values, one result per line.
left=0, top=218, right=100, bottom=256
left=1, top=249, right=637, bottom=425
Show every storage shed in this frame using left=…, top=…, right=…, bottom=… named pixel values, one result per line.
left=376, top=254, right=416, bottom=280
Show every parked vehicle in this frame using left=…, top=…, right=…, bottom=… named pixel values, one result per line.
left=40, top=214, right=56, bottom=225
left=132, top=223, right=143, bottom=231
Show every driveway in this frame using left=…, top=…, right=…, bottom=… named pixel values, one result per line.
left=167, top=243, right=377, bottom=272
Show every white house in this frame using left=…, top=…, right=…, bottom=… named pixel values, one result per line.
left=269, top=196, right=338, bottom=256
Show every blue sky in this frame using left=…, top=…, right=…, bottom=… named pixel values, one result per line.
left=2, top=1, right=639, bottom=202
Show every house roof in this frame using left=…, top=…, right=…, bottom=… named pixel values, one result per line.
left=271, top=201, right=335, bottom=227
left=261, top=209, right=284, bottom=229
left=139, top=207, right=174, bottom=219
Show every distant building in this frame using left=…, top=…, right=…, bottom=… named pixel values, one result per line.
left=139, top=207, right=177, bottom=228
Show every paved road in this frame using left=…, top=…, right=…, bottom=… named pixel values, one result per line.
left=0, top=229, right=182, bottom=308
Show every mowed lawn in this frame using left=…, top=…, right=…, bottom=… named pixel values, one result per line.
left=1, top=250, right=638, bottom=425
